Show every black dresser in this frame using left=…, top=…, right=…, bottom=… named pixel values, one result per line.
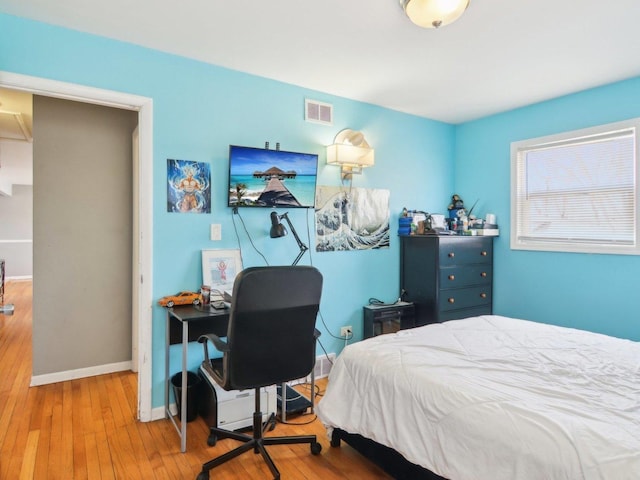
left=400, top=235, right=493, bottom=326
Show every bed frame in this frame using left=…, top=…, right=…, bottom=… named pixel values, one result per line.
left=330, top=428, right=446, bottom=480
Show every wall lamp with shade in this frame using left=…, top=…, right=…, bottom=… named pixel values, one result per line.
left=326, top=129, right=374, bottom=182
left=400, top=0, right=470, bottom=29
left=269, top=211, right=309, bottom=266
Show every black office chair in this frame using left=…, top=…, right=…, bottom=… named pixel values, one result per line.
left=196, top=266, right=323, bottom=480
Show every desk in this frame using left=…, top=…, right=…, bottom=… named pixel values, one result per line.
left=165, top=304, right=229, bottom=452
left=165, top=304, right=316, bottom=452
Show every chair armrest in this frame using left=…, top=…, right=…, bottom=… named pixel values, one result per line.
left=198, top=334, right=230, bottom=365
left=198, top=333, right=229, bottom=352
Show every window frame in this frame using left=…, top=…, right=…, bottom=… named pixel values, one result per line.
left=511, top=118, right=640, bottom=255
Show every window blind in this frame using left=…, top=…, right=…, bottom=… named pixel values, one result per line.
left=512, top=119, right=639, bottom=254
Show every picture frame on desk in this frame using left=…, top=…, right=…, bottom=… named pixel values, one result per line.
left=201, top=249, right=243, bottom=300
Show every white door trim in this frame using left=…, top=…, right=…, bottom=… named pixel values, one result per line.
left=0, top=70, right=154, bottom=422
left=132, top=126, right=140, bottom=373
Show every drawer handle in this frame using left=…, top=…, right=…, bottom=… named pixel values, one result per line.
left=448, top=274, right=455, bottom=281
left=481, top=251, right=488, bottom=256
left=480, top=293, right=487, bottom=299
left=448, top=252, right=455, bottom=258
left=480, top=272, right=487, bottom=278
left=448, top=298, right=455, bottom=304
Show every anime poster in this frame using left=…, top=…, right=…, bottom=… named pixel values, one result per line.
left=315, top=186, right=390, bottom=252
left=167, top=159, right=211, bottom=213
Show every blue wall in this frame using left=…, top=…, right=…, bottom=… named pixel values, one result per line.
left=2, top=13, right=638, bottom=410
left=455, top=77, right=640, bottom=341
left=0, top=14, right=454, bottom=408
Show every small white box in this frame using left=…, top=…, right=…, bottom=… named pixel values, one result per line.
left=430, top=214, right=446, bottom=229
left=476, top=229, right=499, bottom=236
left=199, top=364, right=276, bottom=431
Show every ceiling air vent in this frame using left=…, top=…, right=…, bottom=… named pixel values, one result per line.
left=305, top=99, right=333, bottom=126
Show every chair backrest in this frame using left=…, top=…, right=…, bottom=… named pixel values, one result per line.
left=222, top=265, right=323, bottom=391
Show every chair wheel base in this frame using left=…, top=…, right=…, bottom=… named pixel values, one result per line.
left=267, top=416, right=277, bottom=431
left=311, top=441, right=322, bottom=455
left=196, top=471, right=209, bottom=480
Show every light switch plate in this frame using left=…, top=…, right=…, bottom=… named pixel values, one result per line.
left=210, top=224, right=221, bottom=241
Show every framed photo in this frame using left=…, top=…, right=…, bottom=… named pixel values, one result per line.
left=201, top=249, right=243, bottom=299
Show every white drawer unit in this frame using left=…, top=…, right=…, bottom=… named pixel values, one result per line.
left=198, top=364, right=276, bottom=432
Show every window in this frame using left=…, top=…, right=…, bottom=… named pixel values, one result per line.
left=511, top=118, right=640, bottom=255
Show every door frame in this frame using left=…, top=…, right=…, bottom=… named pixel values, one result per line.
left=0, top=71, right=154, bottom=422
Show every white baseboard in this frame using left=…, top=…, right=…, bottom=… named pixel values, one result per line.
left=151, top=404, right=174, bottom=421
left=5, top=275, right=33, bottom=281
left=30, top=360, right=133, bottom=386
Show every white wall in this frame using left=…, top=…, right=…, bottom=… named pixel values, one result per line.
left=0, top=139, right=33, bottom=194
left=0, top=184, right=32, bottom=278
left=0, top=140, right=33, bottom=278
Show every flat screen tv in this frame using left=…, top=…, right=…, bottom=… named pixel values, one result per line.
left=227, top=145, right=318, bottom=208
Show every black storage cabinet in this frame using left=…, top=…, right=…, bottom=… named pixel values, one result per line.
left=400, top=235, right=493, bottom=326
left=363, top=302, right=415, bottom=339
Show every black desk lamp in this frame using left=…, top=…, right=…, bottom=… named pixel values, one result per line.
left=270, top=211, right=309, bottom=266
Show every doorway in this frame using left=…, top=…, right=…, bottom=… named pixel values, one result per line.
left=0, top=71, right=154, bottom=421
left=32, top=95, right=137, bottom=379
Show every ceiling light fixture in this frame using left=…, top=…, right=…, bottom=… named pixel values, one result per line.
left=400, top=0, right=470, bottom=28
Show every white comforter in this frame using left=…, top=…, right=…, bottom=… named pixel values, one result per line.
left=316, top=315, right=640, bottom=480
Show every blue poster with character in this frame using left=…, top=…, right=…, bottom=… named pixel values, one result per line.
left=167, top=159, right=211, bottom=213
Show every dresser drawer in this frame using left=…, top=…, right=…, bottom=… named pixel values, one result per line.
left=438, top=285, right=492, bottom=312
left=440, top=305, right=492, bottom=322
left=438, top=238, right=492, bottom=267
left=439, top=265, right=492, bottom=288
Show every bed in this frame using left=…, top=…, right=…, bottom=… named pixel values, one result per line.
left=316, top=315, right=640, bottom=480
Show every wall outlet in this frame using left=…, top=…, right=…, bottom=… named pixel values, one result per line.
left=210, top=224, right=221, bottom=241
left=340, top=326, right=352, bottom=337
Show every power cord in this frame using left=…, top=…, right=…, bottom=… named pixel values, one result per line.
left=303, top=209, right=313, bottom=266
left=233, top=208, right=351, bottom=345
left=368, top=296, right=402, bottom=307
left=317, top=311, right=348, bottom=340
left=276, top=412, right=317, bottom=426
left=304, top=212, right=352, bottom=343
left=231, top=208, right=269, bottom=265
left=316, top=338, right=334, bottom=369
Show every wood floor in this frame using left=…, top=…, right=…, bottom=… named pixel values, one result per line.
left=0, top=280, right=392, bottom=479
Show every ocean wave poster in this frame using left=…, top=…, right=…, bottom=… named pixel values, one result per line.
left=315, top=186, right=390, bottom=252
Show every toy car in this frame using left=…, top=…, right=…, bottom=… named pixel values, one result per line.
left=158, top=291, right=201, bottom=308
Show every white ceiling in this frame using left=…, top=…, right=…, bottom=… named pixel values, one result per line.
left=1, top=0, right=639, bottom=124
left=0, top=89, right=33, bottom=191
left=0, top=88, right=32, bottom=142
